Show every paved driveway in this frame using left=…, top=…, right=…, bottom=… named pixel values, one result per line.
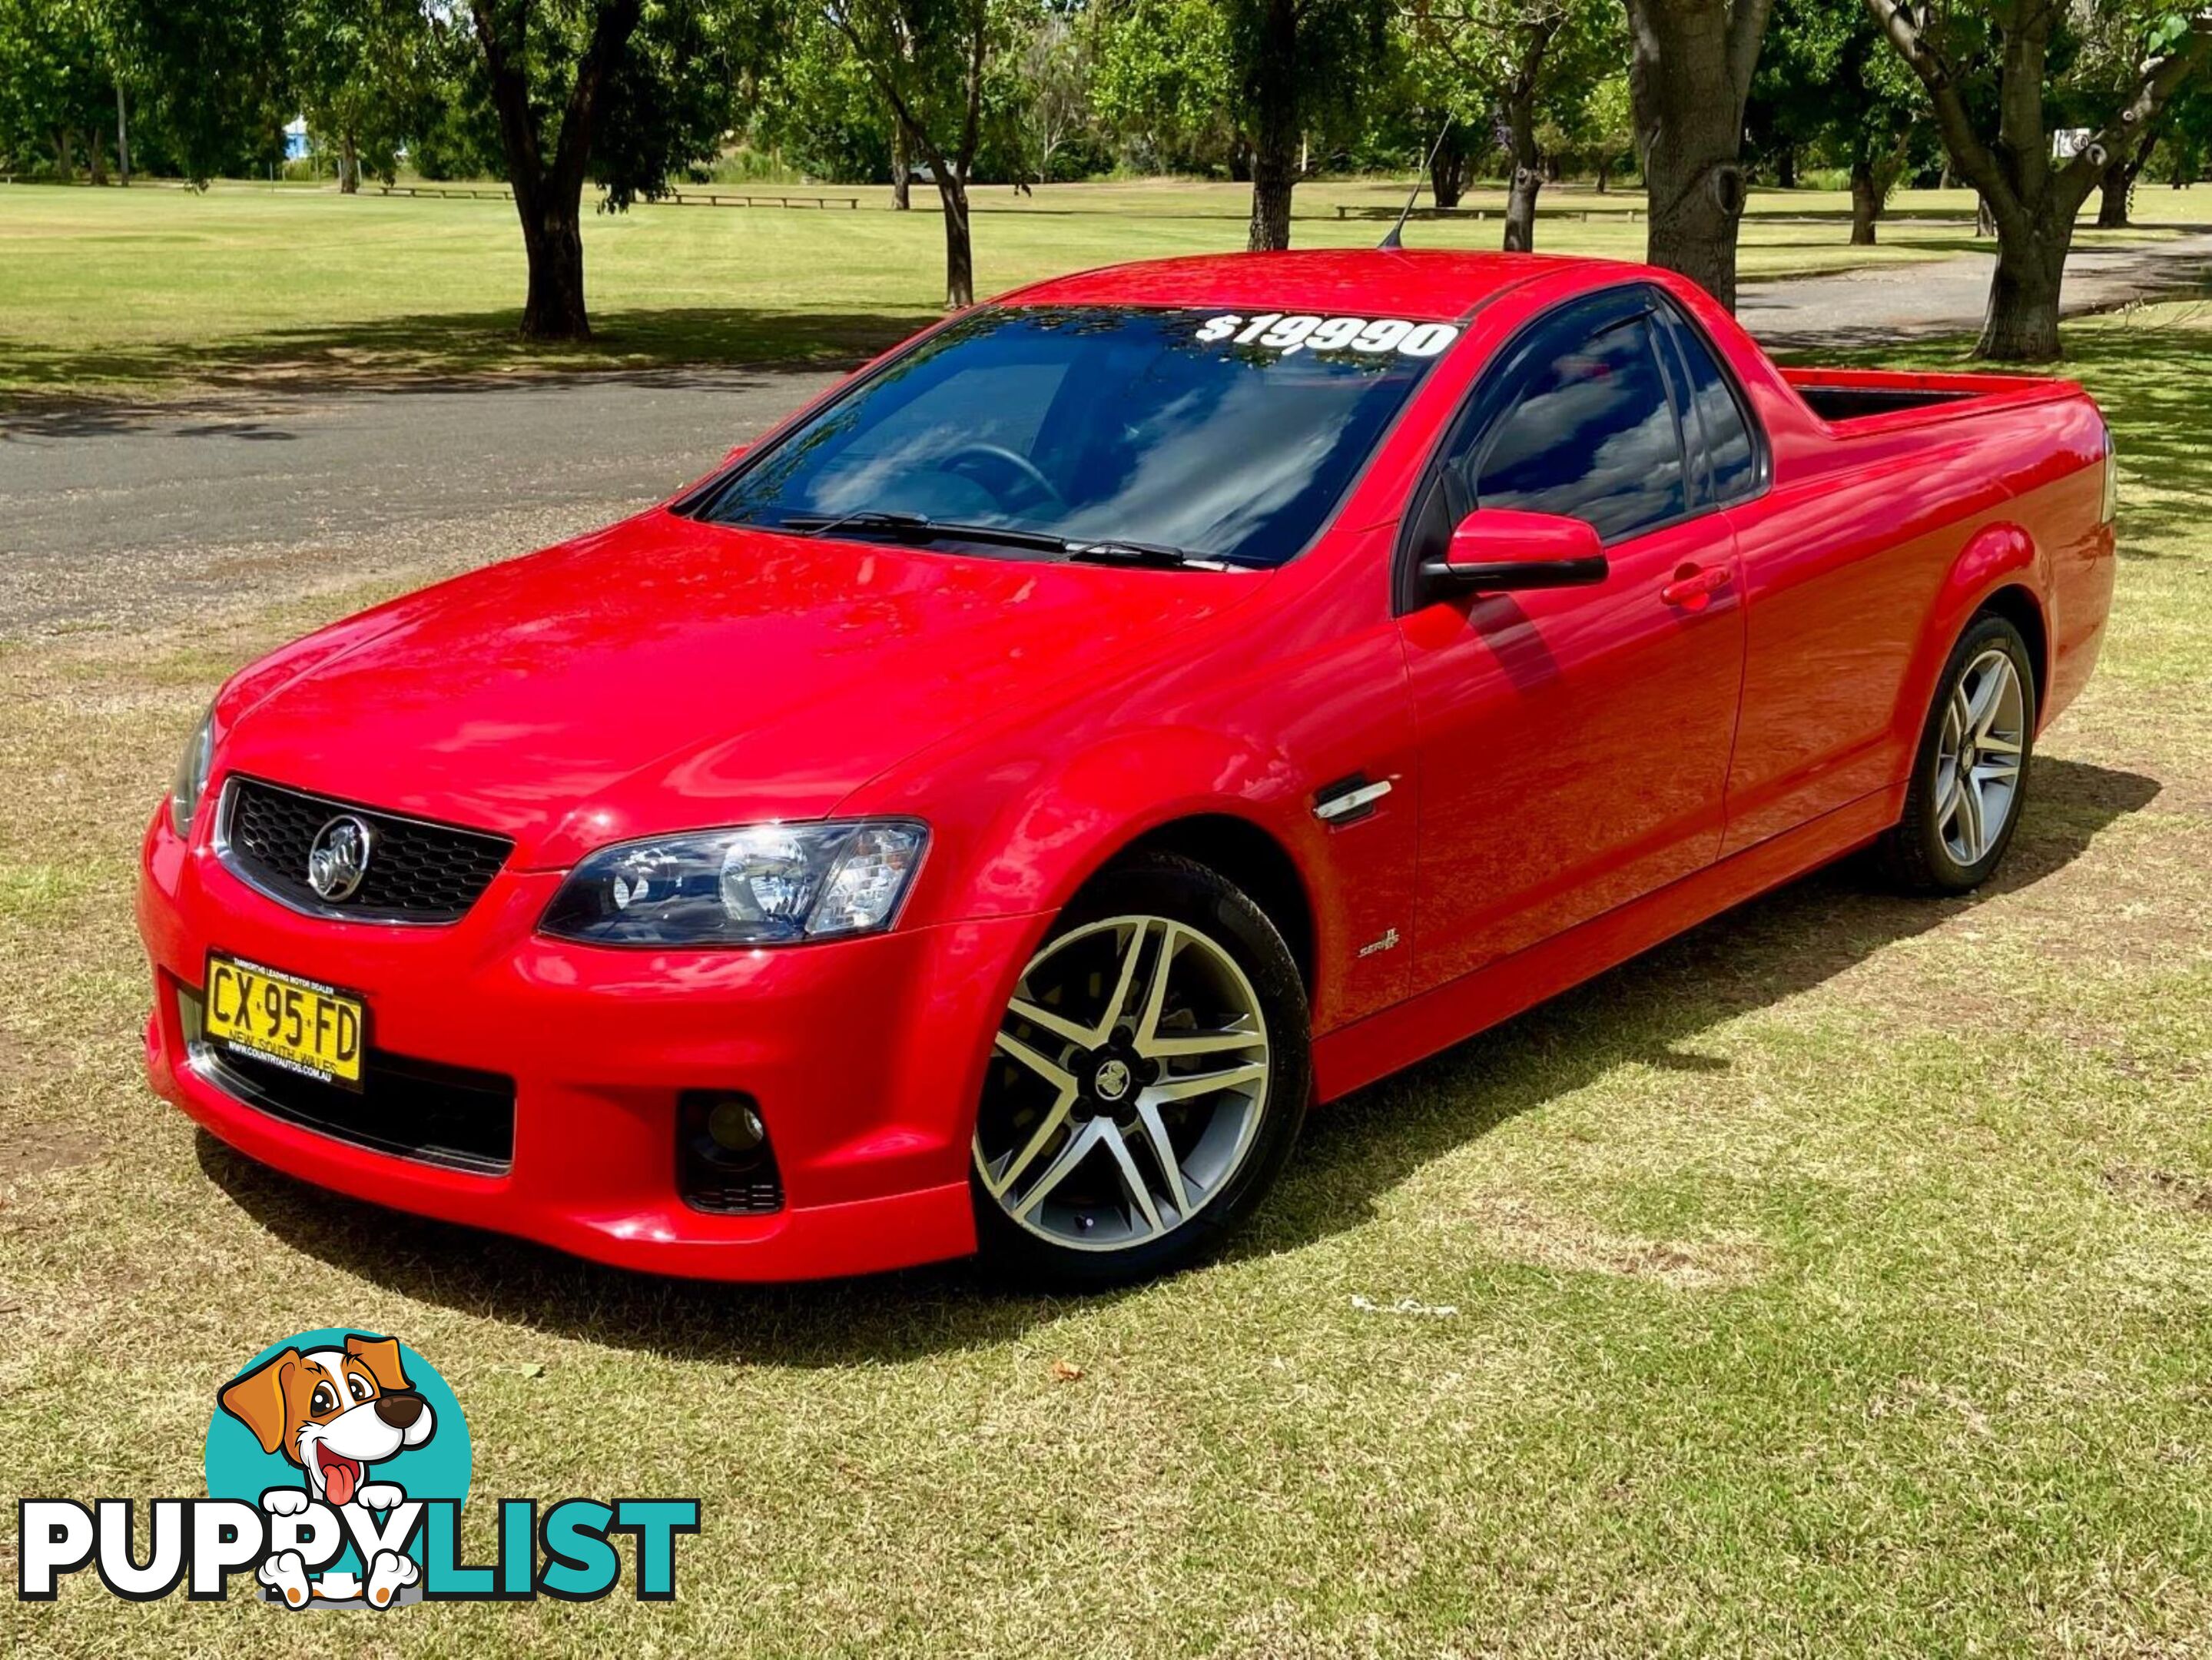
left=6, top=231, right=2208, bottom=640
left=1736, top=228, right=2212, bottom=353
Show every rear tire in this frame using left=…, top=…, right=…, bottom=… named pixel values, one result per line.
left=970, top=854, right=1310, bottom=1289
left=1875, top=612, right=2037, bottom=895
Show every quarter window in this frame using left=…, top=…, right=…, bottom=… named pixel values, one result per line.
left=1465, top=314, right=1686, bottom=543
left=1654, top=304, right=1760, bottom=506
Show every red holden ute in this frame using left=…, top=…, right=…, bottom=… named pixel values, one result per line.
left=137, top=251, right=2116, bottom=1286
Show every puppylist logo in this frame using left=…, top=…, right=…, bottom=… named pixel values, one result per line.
left=16, top=1329, right=698, bottom=1609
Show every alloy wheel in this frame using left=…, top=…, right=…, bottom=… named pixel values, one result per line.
left=1935, top=647, right=2028, bottom=866
left=973, top=915, right=1272, bottom=1253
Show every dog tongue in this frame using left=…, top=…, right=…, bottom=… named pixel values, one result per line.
left=324, top=1459, right=357, bottom=1506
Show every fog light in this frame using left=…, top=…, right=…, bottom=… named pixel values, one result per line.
left=677, top=1090, right=784, bottom=1215
left=706, top=1097, right=765, bottom=1155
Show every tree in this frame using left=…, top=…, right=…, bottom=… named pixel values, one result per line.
left=291, top=0, right=433, bottom=191
left=2160, top=81, right=2212, bottom=182
left=1017, top=6, right=1093, bottom=182
left=1863, top=0, right=2212, bottom=360
left=1622, top=0, right=1777, bottom=310
left=2069, top=4, right=2180, bottom=226
left=117, top=0, right=291, bottom=184
left=1229, top=0, right=1389, bottom=250
left=1574, top=71, right=1634, bottom=191
left=463, top=0, right=751, bottom=340
left=1406, top=0, right=1619, bottom=250
left=825, top=0, right=1011, bottom=307
left=2093, top=126, right=2158, bottom=224
left=0, top=0, right=113, bottom=179
left=1088, top=0, right=1239, bottom=175
left=1749, top=0, right=1923, bottom=244
left=758, top=10, right=897, bottom=188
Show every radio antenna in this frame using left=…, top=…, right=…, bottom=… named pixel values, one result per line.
left=1379, top=121, right=1452, bottom=251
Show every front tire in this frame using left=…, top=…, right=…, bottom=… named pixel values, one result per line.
left=1876, top=612, right=2037, bottom=894
left=970, top=854, right=1310, bottom=1288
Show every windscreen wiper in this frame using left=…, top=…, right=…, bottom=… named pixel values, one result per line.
left=780, top=510, right=1072, bottom=553
left=778, top=512, right=1234, bottom=569
left=784, top=509, right=934, bottom=539
left=1063, top=539, right=1236, bottom=571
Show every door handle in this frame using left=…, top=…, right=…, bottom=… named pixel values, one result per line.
left=1660, top=563, right=1730, bottom=611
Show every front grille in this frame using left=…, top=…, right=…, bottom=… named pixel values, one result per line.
left=183, top=988, right=515, bottom=1172
left=221, top=777, right=512, bottom=923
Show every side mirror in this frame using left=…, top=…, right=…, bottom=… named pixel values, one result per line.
left=1421, top=508, right=1609, bottom=596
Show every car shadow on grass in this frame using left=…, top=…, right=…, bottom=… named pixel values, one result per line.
left=197, top=755, right=2157, bottom=1363
left=1239, top=755, right=2161, bottom=1263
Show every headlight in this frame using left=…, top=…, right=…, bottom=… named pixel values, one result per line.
left=539, top=820, right=928, bottom=947
left=170, top=708, right=214, bottom=837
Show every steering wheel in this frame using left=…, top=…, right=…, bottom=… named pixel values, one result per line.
left=935, top=442, right=1066, bottom=513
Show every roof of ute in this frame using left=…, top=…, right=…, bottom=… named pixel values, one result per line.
left=993, top=249, right=1633, bottom=323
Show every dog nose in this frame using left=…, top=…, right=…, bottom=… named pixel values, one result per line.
left=374, top=1392, right=425, bottom=1429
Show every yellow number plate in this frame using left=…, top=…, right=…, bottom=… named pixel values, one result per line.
left=203, top=954, right=366, bottom=1091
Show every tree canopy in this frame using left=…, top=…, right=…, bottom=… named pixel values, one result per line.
left=11, top=0, right=2210, bottom=357
left=1865, top=0, right=2212, bottom=357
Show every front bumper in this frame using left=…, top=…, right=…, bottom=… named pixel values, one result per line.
left=137, top=804, right=1036, bottom=1280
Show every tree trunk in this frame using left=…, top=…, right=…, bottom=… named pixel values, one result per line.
left=471, top=0, right=642, bottom=343
left=1244, top=0, right=1298, bottom=251
left=1975, top=194, right=1995, bottom=237
left=339, top=130, right=360, bottom=194
left=87, top=128, right=108, bottom=186
left=54, top=127, right=75, bottom=181
left=114, top=79, right=130, bottom=184
left=937, top=172, right=973, bottom=307
left=2094, top=134, right=2153, bottom=229
left=1626, top=0, right=1759, bottom=310
left=1596, top=158, right=1610, bottom=194
left=2094, top=164, right=2129, bottom=228
left=890, top=125, right=911, bottom=209
left=519, top=207, right=590, bottom=340
left=1849, top=158, right=1879, bottom=244
left=1776, top=144, right=1796, bottom=189
left=1503, top=95, right=1542, bottom=253
left=1249, top=154, right=1295, bottom=251
left=1430, top=136, right=1467, bottom=211
left=1975, top=211, right=2067, bottom=362
left=1640, top=140, right=1749, bottom=307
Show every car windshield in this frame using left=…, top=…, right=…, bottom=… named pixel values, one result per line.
left=684, top=305, right=1455, bottom=569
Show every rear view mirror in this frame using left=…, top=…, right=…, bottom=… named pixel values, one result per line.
left=1422, top=508, right=1608, bottom=596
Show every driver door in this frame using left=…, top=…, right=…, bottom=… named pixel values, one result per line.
left=1395, top=288, right=1749, bottom=988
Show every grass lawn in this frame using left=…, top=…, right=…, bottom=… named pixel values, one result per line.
left=0, top=176, right=2204, bottom=403
left=1, top=294, right=2210, bottom=1653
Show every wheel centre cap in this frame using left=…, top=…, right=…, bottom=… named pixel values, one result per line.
left=1093, top=1057, right=1133, bottom=1103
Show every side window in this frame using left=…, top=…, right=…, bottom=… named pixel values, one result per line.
left=1465, top=314, right=1687, bottom=542
left=1655, top=304, right=1760, bottom=506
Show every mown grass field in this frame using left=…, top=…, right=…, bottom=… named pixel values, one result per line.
left=0, top=175, right=2204, bottom=403
left=2, top=274, right=2210, bottom=1649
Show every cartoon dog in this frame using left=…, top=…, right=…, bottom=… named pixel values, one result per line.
left=217, top=1333, right=434, bottom=1609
